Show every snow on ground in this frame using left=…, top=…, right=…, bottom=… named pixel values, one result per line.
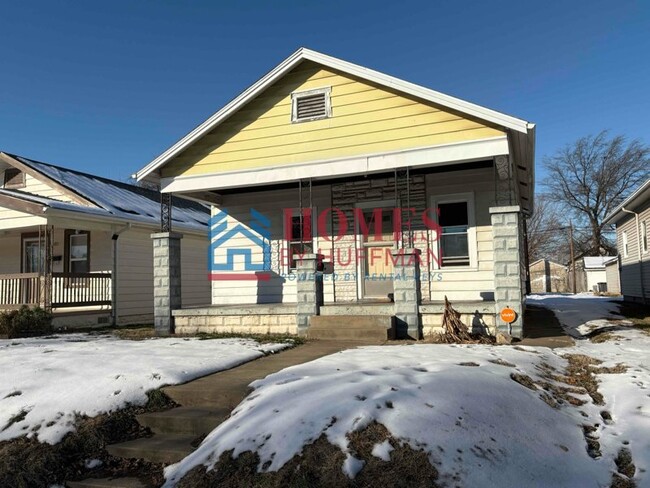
left=163, top=344, right=607, bottom=487
left=0, top=333, right=288, bottom=444
left=164, top=295, right=650, bottom=487
left=528, top=293, right=632, bottom=337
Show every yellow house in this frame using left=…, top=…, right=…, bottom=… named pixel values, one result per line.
left=135, top=48, right=535, bottom=340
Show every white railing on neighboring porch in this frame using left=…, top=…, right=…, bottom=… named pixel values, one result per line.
left=0, top=273, right=41, bottom=308
left=0, top=272, right=112, bottom=309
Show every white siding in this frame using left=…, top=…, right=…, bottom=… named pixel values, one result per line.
left=210, top=186, right=334, bottom=305
left=617, top=199, right=650, bottom=300
left=426, top=167, right=495, bottom=301
left=117, top=228, right=210, bottom=323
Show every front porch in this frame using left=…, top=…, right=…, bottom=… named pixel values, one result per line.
left=0, top=224, right=113, bottom=322
left=172, top=299, right=497, bottom=340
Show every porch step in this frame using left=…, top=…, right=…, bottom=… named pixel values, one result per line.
left=136, top=406, right=230, bottom=436
left=67, top=477, right=145, bottom=488
left=308, top=315, right=394, bottom=341
left=162, top=382, right=253, bottom=408
left=106, top=434, right=196, bottom=464
left=320, top=303, right=394, bottom=316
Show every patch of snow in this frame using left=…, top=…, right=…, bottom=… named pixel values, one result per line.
left=528, top=293, right=632, bottom=337
left=371, top=440, right=393, bottom=461
left=84, top=458, right=103, bottom=469
left=564, top=329, right=650, bottom=483
left=163, top=344, right=609, bottom=487
left=342, top=454, right=365, bottom=479
left=0, top=334, right=288, bottom=444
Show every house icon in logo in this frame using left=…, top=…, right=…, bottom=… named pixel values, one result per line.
left=209, top=208, right=271, bottom=281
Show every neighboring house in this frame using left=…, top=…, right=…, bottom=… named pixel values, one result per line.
left=134, top=48, right=536, bottom=339
left=605, top=257, right=621, bottom=295
left=568, top=256, right=617, bottom=293
left=0, top=152, right=211, bottom=326
left=529, top=259, right=567, bottom=293
left=604, top=178, right=650, bottom=304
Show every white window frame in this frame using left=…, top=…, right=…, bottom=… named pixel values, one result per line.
left=622, top=231, right=629, bottom=258
left=642, top=221, right=648, bottom=254
left=284, top=207, right=317, bottom=273
left=68, top=232, right=89, bottom=273
left=430, top=192, right=477, bottom=271
left=291, top=87, right=332, bottom=123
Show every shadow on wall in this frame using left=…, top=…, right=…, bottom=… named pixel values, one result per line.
left=619, top=261, right=650, bottom=304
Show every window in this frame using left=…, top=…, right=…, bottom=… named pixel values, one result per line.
left=65, top=230, right=90, bottom=274
left=291, top=87, right=331, bottom=123
left=622, top=231, right=628, bottom=258
left=643, top=221, right=648, bottom=253
left=3, top=168, right=25, bottom=189
left=285, top=210, right=313, bottom=270
left=438, top=201, right=470, bottom=267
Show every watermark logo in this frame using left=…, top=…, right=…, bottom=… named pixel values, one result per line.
left=209, top=206, right=446, bottom=281
left=209, top=208, right=271, bottom=281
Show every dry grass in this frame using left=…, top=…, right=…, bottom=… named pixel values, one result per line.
left=590, top=332, right=624, bottom=343
left=177, top=422, right=440, bottom=488
left=0, top=389, right=175, bottom=488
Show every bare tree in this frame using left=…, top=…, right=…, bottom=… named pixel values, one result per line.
left=526, top=194, right=567, bottom=262
left=543, top=131, right=650, bottom=255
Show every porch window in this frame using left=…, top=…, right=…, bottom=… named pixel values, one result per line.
left=642, top=221, right=648, bottom=253
left=438, top=202, right=470, bottom=267
left=3, top=168, right=25, bottom=189
left=285, top=210, right=313, bottom=270
left=65, top=230, right=90, bottom=274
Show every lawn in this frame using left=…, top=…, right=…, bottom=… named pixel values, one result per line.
left=0, top=333, right=289, bottom=444
left=164, top=295, right=649, bottom=488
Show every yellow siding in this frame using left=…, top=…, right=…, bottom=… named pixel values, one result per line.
left=162, top=61, right=505, bottom=178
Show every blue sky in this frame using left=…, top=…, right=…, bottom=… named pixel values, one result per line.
left=0, top=1, right=648, bottom=184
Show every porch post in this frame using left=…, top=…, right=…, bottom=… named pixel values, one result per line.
left=295, top=253, right=324, bottom=336
left=152, top=232, right=183, bottom=336
left=490, top=206, right=525, bottom=338
left=391, top=248, right=421, bottom=340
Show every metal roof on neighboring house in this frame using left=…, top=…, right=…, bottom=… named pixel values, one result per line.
left=583, top=256, right=617, bottom=270
left=0, top=152, right=209, bottom=232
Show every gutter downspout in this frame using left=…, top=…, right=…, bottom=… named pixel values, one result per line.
left=621, top=208, right=646, bottom=301
left=111, top=223, right=131, bottom=326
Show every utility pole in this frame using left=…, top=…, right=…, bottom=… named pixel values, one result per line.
left=568, top=222, right=576, bottom=294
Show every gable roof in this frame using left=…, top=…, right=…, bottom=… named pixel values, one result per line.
left=0, top=152, right=209, bottom=231
left=134, top=47, right=535, bottom=184
left=603, top=178, right=650, bottom=225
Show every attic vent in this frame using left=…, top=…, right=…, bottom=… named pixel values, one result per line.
left=3, top=168, right=25, bottom=189
left=291, top=87, right=331, bottom=123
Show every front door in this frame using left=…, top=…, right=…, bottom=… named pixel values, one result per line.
left=22, top=237, right=44, bottom=273
left=21, top=237, right=44, bottom=304
left=361, top=208, right=396, bottom=299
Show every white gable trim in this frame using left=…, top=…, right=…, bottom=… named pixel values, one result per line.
left=162, top=136, right=509, bottom=194
left=135, top=48, right=534, bottom=181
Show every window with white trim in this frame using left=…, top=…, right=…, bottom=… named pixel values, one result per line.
left=622, top=231, right=629, bottom=258
left=642, top=221, right=648, bottom=253
left=438, top=202, right=470, bottom=267
left=291, top=87, right=331, bottom=123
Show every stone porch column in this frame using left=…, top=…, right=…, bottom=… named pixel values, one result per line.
left=295, top=253, right=324, bottom=336
left=490, top=206, right=525, bottom=338
left=391, top=248, right=421, bottom=339
left=152, top=232, right=183, bottom=336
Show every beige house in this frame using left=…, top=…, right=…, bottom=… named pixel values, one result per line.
left=0, top=152, right=210, bottom=326
left=134, top=48, right=536, bottom=339
left=604, top=178, right=650, bottom=304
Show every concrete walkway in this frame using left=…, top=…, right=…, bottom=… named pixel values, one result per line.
left=70, top=340, right=352, bottom=488
left=520, top=304, right=575, bottom=348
